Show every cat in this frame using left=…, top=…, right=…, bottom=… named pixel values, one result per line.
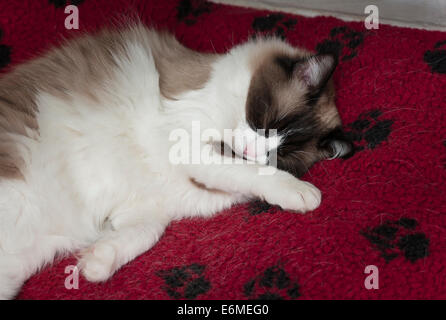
left=0, top=23, right=352, bottom=299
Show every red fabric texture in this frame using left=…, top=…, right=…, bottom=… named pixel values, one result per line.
left=1, top=0, right=445, bottom=299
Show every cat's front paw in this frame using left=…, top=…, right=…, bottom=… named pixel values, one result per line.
left=78, top=243, right=116, bottom=282
left=262, top=177, right=321, bottom=213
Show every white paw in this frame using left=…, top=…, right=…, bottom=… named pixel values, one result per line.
left=263, top=176, right=321, bottom=213
left=79, top=243, right=116, bottom=282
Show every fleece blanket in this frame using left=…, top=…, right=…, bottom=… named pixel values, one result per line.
left=1, top=0, right=445, bottom=300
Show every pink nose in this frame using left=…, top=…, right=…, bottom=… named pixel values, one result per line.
left=243, top=144, right=265, bottom=159
left=243, top=146, right=249, bottom=156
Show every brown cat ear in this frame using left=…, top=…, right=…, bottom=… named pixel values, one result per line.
left=296, top=54, right=337, bottom=91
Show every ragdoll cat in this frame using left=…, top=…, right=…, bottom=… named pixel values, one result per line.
left=0, top=23, right=352, bottom=299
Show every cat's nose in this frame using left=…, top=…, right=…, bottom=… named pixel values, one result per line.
left=243, top=143, right=266, bottom=160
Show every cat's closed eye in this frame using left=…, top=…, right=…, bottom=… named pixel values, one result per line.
left=273, top=127, right=353, bottom=177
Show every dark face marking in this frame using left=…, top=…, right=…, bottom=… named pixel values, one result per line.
left=246, top=50, right=351, bottom=177
left=275, top=126, right=353, bottom=177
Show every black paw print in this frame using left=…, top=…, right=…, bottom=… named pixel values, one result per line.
left=252, top=13, right=297, bottom=40
left=424, top=41, right=446, bottom=74
left=156, top=263, right=211, bottom=299
left=0, top=29, right=11, bottom=70
left=177, top=0, right=213, bottom=26
left=49, top=0, right=85, bottom=8
left=345, top=109, right=393, bottom=152
left=244, top=266, right=300, bottom=300
left=249, top=200, right=280, bottom=216
left=361, top=218, right=430, bottom=263
left=442, top=140, right=446, bottom=168
left=316, top=26, right=365, bottom=61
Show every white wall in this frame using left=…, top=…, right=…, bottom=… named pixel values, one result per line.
left=213, top=0, right=446, bottom=30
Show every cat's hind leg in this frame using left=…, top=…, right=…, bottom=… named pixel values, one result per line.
left=0, top=238, right=70, bottom=300
left=78, top=200, right=170, bottom=283
left=0, top=254, right=27, bottom=300
left=0, top=182, right=62, bottom=300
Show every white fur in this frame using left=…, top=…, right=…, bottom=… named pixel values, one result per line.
left=0, top=35, right=321, bottom=299
left=232, top=121, right=283, bottom=164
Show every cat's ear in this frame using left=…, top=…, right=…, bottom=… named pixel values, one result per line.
left=296, top=54, right=337, bottom=91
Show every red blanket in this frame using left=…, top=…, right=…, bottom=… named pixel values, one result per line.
left=2, top=0, right=445, bottom=299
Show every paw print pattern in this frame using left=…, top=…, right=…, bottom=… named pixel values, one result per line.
left=244, top=266, right=300, bottom=300
left=361, top=218, right=430, bottom=262
left=49, top=0, right=85, bottom=8
left=248, top=200, right=281, bottom=216
left=345, top=109, right=394, bottom=152
left=177, top=0, right=213, bottom=26
left=252, top=13, right=297, bottom=39
left=442, top=140, right=446, bottom=168
left=0, top=29, right=11, bottom=70
left=316, top=26, right=365, bottom=61
left=156, top=263, right=211, bottom=299
left=424, top=40, right=446, bottom=74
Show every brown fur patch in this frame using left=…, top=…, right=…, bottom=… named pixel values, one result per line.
left=0, top=64, right=39, bottom=179
left=189, top=177, right=228, bottom=194
left=147, top=30, right=218, bottom=99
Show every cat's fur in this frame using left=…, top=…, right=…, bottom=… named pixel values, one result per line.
left=0, top=23, right=352, bottom=299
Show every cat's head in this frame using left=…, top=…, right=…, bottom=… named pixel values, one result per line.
left=227, top=38, right=354, bottom=177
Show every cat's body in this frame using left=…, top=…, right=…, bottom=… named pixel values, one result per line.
left=0, top=24, right=351, bottom=299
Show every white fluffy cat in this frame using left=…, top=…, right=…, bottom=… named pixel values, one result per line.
left=0, top=23, right=352, bottom=299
